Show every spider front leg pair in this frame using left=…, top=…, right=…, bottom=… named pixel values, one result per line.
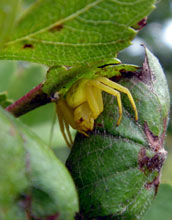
left=56, top=77, right=138, bottom=147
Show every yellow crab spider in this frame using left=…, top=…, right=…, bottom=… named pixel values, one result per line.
left=56, top=77, right=138, bottom=147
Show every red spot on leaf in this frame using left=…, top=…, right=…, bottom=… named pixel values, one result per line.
left=137, top=17, right=147, bottom=30
left=132, top=17, right=147, bottom=30
left=23, top=44, right=34, bottom=49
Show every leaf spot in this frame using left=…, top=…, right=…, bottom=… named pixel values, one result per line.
left=49, top=24, right=64, bottom=32
left=23, top=44, right=34, bottom=49
left=132, top=17, right=147, bottom=30
left=138, top=148, right=166, bottom=174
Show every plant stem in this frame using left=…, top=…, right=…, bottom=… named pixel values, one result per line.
left=6, top=83, right=51, bottom=117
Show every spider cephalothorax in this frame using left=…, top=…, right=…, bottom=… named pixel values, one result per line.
left=56, top=77, right=138, bottom=147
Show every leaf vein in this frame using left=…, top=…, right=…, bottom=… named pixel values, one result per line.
left=6, top=0, right=105, bottom=45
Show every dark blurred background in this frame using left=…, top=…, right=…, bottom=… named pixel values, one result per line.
left=0, top=0, right=171, bottom=219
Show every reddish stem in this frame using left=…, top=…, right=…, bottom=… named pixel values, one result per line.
left=6, top=83, right=51, bottom=117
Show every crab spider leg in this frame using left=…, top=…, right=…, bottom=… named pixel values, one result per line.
left=56, top=99, right=76, bottom=147
left=86, top=85, right=103, bottom=119
left=64, top=120, right=74, bottom=146
left=77, top=129, right=89, bottom=137
left=90, top=80, right=122, bottom=125
left=57, top=99, right=76, bottom=129
left=56, top=105, right=72, bottom=147
left=92, top=86, right=103, bottom=113
left=97, top=77, right=138, bottom=121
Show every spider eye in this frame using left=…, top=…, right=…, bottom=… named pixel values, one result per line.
left=79, top=118, right=84, bottom=122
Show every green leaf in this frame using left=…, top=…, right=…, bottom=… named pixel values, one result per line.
left=0, top=0, right=155, bottom=65
left=143, top=184, right=172, bottom=220
left=0, top=91, right=13, bottom=108
left=0, top=0, right=21, bottom=47
left=66, top=47, right=170, bottom=219
left=0, top=106, right=79, bottom=220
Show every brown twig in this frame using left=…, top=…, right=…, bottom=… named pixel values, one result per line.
left=6, top=83, right=51, bottom=117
